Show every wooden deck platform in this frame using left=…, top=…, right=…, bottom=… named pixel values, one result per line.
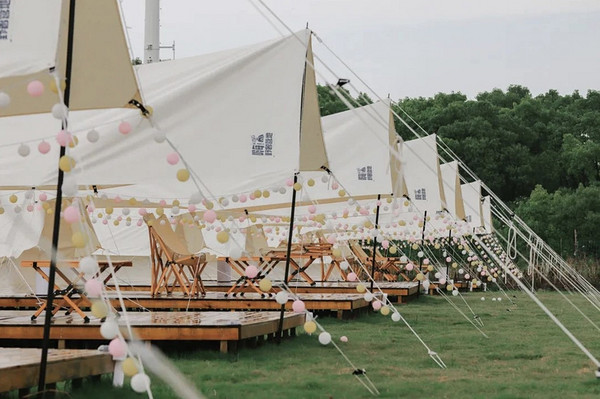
left=0, top=291, right=382, bottom=316
left=105, top=281, right=419, bottom=303
left=0, top=347, right=113, bottom=395
left=0, top=310, right=304, bottom=353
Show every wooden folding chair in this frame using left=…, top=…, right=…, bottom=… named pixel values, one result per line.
left=145, top=214, right=207, bottom=297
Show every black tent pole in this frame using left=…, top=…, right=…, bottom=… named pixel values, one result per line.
left=416, top=210, right=428, bottom=297
left=38, top=0, right=76, bottom=395
left=369, top=194, right=381, bottom=292
left=277, top=173, right=298, bottom=342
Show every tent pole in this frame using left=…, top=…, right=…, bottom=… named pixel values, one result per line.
left=37, top=0, right=77, bottom=395
left=370, top=194, right=381, bottom=292
left=417, top=210, right=427, bottom=297
left=446, top=227, right=452, bottom=282
left=277, top=173, right=298, bottom=342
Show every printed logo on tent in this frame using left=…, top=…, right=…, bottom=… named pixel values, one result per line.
left=0, top=0, right=11, bottom=40
left=414, top=188, right=427, bottom=200
left=251, top=132, right=273, bottom=156
left=357, top=166, right=373, bottom=181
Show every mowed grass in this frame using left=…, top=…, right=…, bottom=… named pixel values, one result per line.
left=47, top=291, right=600, bottom=398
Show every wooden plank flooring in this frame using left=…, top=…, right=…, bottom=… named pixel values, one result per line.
left=106, top=280, right=420, bottom=299
left=0, top=310, right=304, bottom=345
left=0, top=348, right=113, bottom=393
left=0, top=291, right=380, bottom=311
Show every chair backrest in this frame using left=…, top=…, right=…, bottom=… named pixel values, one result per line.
left=174, top=213, right=206, bottom=253
left=245, top=225, right=270, bottom=256
left=348, top=240, right=370, bottom=260
left=145, top=214, right=193, bottom=256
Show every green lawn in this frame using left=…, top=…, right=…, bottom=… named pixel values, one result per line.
left=29, top=291, right=600, bottom=398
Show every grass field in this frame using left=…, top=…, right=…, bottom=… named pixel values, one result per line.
left=19, top=291, right=600, bottom=398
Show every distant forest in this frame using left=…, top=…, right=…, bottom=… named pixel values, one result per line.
left=317, top=85, right=600, bottom=260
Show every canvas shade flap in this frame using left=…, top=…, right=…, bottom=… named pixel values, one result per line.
left=20, top=199, right=99, bottom=260
left=440, top=161, right=466, bottom=220
left=482, top=195, right=493, bottom=233
left=461, top=180, right=484, bottom=232
left=0, top=196, right=45, bottom=258
left=402, top=134, right=447, bottom=213
left=0, top=0, right=142, bottom=117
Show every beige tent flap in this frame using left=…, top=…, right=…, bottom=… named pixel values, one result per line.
left=0, top=0, right=141, bottom=117
left=299, top=33, right=328, bottom=171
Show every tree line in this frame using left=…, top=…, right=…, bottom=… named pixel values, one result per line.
left=317, top=85, right=600, bottom=259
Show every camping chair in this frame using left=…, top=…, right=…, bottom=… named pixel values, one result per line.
left=145, top=214, right=207, bottom=297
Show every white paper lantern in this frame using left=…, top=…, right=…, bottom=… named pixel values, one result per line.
left=131, top=373, right=151, bottom=393
left=318, top=332, right=331, bottom=345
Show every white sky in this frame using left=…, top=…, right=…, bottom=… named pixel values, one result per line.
left=120, top=0, right=600, bottom=99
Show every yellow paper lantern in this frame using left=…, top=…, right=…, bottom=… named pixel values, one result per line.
left=128, top=197, right=137, bottom=205
left=332, top=248, right=342, bottom=258
left=338, top=189, right=346, bottom=197
left=304, top=320, right=317, bottom=334
left=380, top=306, right=390, bottom=316
left=58, top=155, right=75, bottom=172
left=177, top=168, right=190, bottom=182
left=416, top=273, right=425, bottom=281
left=9, top=194, right=18, bottom=203
left=122, top=357, right=139, bottom=377
left=259, top=278, right=272, bottom=292
left=263, top=190, right=270, bottom=198
left=49, top=78, right=66, bottom=93
left=293, top=182, right=302, bottom=191
left=216, top=231, right=229, bottom=243
left=356, top=283, right=366, bottom=293
left=411, top=244, right=419, bottom=250
left=0, top=207, right=4, bottom=215
left=68, top=135, right=79, bottom=148
left=446, top=284, right=453, bottom=291
left=105, top=207, right=114, bottom=215
left=156, top=207, right=164, bottom=216
left=427, top=265, right=434, bottom=272
left=205, top=201, right=214, bottom=210
left=389, top=246, right=397, bottom=254
left=307, top=179, right=315, bottom=187
left=91, top=301, right=108, bottom=318
left=253, top=190, right=262, bottom=198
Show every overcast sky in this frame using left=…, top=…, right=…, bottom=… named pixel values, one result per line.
left=120, top=0, right=600, bottom=99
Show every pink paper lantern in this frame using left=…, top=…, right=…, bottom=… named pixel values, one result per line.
left=85, top=279, right=103, bottom=297
left=56, top=130, right=72, bottom=147
left=108, top=338, right=127, bottom=358
left=239, top=194, right=247, bottom=203
left=203, top=210, right=217, bottom=223
left=405, top=263, right=414, bottom=271
left=286, top=178, right=294, bottom=187
left=38, top=141, right=51, bottom=154
left=137, top=220, right=143, bottom=227
left=292, top=300, right=306, bottom=313
left=381, top=240, right=389, bottom=249
left=340, top=336, right=348, bottom=343
left=63, top=206, right=80, bottom=223
left=372, top=300, right=382, bottom=311
left=27, top=80, right=44, bottom=97
left=347, top=272, right=357, bottom=282
left=308, top=205, right=317, bottom=214
left=245, top=265, right=258, bottom=279
left=118, top=121, right=132, bottom=134
left=188, top=204, right=196, bottom=212
left=138, top=208, right=147, bottom=216
left=39, top=193, right=48, bottom=201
